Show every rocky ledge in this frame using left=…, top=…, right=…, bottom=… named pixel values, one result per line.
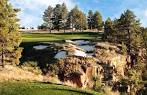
left=48, top=42, right=128, bottom=88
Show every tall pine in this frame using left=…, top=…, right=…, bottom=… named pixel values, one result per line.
left=0, top=0, right=22, bottom=67
left=61, top=3, right=68, bottom=32
left=93, top=11, right=103, bottom=31
left=103, top=17, right=113, bottom=40
left=117, top=10, right=143, bottom=54
left=43, top=6, right=53, bottom=33
left=69, top=6, right=87, bottom=31
left=87, top=10, right=94, bottom=30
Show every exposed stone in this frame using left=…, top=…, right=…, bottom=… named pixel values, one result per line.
left=55, top=42, right=127, bottom=88
left=57, top=57, right=101, bottom=88
left=94, top=42, right=127, bottom=82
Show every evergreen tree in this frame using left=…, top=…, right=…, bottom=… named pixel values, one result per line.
left=93, top=11, right=103, bottom=31
left=69, top=6, right=87, bottom=31
left=43, top=3, right=68, bottom=32
left=69, top=6, right=79, bottom=30
left=0, top=0, right=22, bottom=67
left=116, top=10, right=143, bottom=54
left=53, top=4, right=62, bottom=31
left=142, top=28, right=147, bottom=49
left=103, top=17, right=113, bottom=40
left=87, top=10, right=94, bottom=29
left=43, top=6, right=53, bottom=33
left=61, top=3, right=68, bottom=32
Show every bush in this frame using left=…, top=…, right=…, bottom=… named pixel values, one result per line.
left=23, top=61, right=38, bottom=68
left=103, top=86, right=120, bottom=95
left=21, top=61, right=42, bottom=75
left=48, top=64, right=59, bottom=77
left=93, top=76, right=103, bottom=91
left=121, top=43, right=127, bottom=55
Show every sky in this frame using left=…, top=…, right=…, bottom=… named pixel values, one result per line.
left=10, top=0, right=147, bottom=28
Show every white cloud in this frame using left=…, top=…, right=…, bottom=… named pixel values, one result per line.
left=144, top=10, right=147, bottom=17
left=10, top=0, right=76, bottom=28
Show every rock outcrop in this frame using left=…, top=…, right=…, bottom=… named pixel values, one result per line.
left=58, top=57, right=99, bottom=88
left=94, top=42, right=127, bottom=82
left=55, top=42, right=127, bottom=88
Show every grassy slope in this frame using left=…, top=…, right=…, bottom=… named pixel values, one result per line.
left=22, top=32, right=102, bottom=42
left=0, top=82, right=101, bottom=95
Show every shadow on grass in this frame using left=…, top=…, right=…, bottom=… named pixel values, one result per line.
left=20, top=42, right=59, bottom=74
left=24, top=32, right=103, bottom=35
left=49, top=88, right=93, bottom=95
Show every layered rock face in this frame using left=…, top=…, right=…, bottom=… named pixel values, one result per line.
left=56, top=42, right=127, bottom=88
left=94, top=42, right=127, bottom=82
left=57, top=57, right=98, bottom=88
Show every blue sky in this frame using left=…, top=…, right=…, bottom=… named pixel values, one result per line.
left=10, top=0, right=147, bottom=28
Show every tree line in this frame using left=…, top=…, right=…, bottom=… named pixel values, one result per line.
left=39, top=3, right=103, bottom=32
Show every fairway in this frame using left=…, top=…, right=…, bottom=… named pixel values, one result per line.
left=22, top=32, right=102, bottom=42
left=0, top=82, right=101, bottom=95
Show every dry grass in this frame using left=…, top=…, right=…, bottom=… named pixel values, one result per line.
left=0, top=65, right=43, bottom=82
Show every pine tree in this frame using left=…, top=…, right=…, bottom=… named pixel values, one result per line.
left=61, top=3, right=68, bottom=33
left=66, top=11, right=73, bottom=29
left=93, top=11, right=103, bottom=31
left=0, top=0, right=22, bottom=67
left=103, top=17, right=113, bottom=40
left=116, top=10, right=143, bottom=54
left=43, top=3, right=68, bottom=32
left=142, top=28, right=147, bottom=49
left=52, top=4, right=62, bottom=31
left=43, top=6, right=53, bottom=33
left=69, top=6, right=87, bottom=31
left=87, top=10, right=94, bottom=30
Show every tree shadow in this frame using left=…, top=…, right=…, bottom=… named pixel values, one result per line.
left=20, top=42, right=58, bottom=74
left=49, top=88, right=93, bottom=95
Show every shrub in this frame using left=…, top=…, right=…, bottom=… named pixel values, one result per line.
left=23, top=61, right=38, bottom=67
left=21, top=61, right=42, bottom=75
left=103, top=86, right=120, bottom=95
left=121, top=43, right=127, bottom=55
left=48, top=64, right=59, bottom=77
left=93, top=76, right=103, bottom=91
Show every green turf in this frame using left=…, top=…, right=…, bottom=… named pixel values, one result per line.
left=22, top=32, right=103, bottom=42
left=0, top=82, right=102, bottom=95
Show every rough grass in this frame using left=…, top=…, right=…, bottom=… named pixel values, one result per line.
left=0, top=65, right=43, bottom=82
left=0, top=82, right=102, bottom=95
left=22, top=32, right=102, bottom=42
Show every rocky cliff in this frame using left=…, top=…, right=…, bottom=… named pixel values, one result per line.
left=53, top=42, right=127, bottom=88
left=94, top=42, right=127, bottom=82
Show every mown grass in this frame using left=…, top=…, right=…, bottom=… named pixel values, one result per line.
left=22, top=32, right=102, bottom=42
left=0, top=82, right=102, bottom=95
